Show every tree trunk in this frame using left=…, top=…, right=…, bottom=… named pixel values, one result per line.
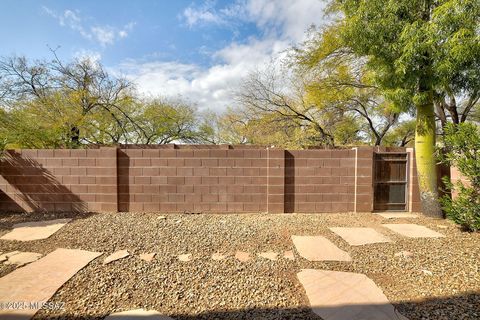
left=71, top=126, right=80, bottom=146
left=414, top=91, right=442, bottom=218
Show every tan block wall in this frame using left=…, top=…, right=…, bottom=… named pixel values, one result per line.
left=284, top=149, right=357, bottom=213
left=0, top=148, right=117, bottom=212
left=450, top=166, right=469, bottom=200
left=407, top=149, right=422, bottom=212
left=0, top=145, right=424, bottom=214
left=118, top=147, right=268, bottom=213
left=355, top=147, right=374, bottom=212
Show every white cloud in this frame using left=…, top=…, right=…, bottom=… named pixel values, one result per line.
left=42, top=6, right=135, bottom=47
left=183, top=7, right=224, bottom=27
left=73, top=49, right=102, bottom=63
left=182, top=0, right=227, bottom=27
left=121, top=0, right=327, bottom=112
left=91, top=26, right=116, bottom=46
left=118, top=60, right=239, bottom=111
left=118, top=22, right=136, bottom=39
left=245, top=0, right=324, bottom=40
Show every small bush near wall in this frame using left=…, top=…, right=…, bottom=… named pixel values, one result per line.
left=440, top=123, right=480, bottom=231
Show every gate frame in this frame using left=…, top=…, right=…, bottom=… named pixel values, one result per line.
left=372, top=150, right=410, bottom=212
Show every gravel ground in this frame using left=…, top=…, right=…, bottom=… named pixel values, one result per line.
left=0, top=211, right=479, bottom=320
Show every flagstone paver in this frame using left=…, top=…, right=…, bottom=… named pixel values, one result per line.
left=0, top=251, right=20, bottom=262
left=105, top=308, right=174, bottom=319
left=211, top=253, right=227, bottom=261
left=284, top=250, right=295, bottom=260
left=330, top=227, right=392, bottom=246
left=139, top=253, right=155, bottom=262
left=383, top=224, right=445, bottom=238
left=178, top=253, right=192, bottom=262
left=4, top=252, right=42, bottom=267
left=235, top=251, right=251, bottom=262
left=104, top=250, right=130, bottom=265
left=0, top=218, right=71, bottom=241
left=297, top=269, right=409, bottom=320
left=376, top=213, right=418, bottom=219
left=0, top=248, right=102, bottom=319
left=292, top=236, right=351, bottom=262
left=258, top=251, right=278, bottom=261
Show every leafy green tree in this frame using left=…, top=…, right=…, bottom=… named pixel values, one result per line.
left=0, top=91, right=84, bottom=148
left=383, top=120, right=416, bottom=147
left=210, top=107, right=251, bottom=145
left=236, top=65, right=366, bottom=148
left=0, top=54, right=135, bottom=147
left=134, top=98, right=203, bottom=144
left=440, top=122, right=480, bottom=231
left=293, top=27, right=401, bottom=146
left=432, top=1, right=480, bottom=131
left=328, top=0, right=480, bottom=217
left=0, top=54, right=211, bottom=147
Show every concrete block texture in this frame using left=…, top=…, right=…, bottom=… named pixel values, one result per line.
left=0, top=145, right=425, bottom=213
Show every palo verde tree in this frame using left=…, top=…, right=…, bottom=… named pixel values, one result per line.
left=0, top=53, right=135, bottom=147
left=0, top=54, right=212, bottom=147
left=293, top=27, right=402, bottom=146
left=134, top=98, right=205, bottom=144
left=329, top=0, right=480, bottom=217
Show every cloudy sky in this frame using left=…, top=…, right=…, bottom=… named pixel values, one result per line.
left=1, top=0, right=327, bottom=112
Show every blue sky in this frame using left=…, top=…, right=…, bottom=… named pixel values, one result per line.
left=1, top=0, right=327, bottom=111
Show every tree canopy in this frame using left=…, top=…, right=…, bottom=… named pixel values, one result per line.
left=319, top=0, right=480, bottom=216
left=0, top=54, right=212, bottom=148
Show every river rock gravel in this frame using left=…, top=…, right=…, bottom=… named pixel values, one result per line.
left=0, top=211, right=478, bottom=320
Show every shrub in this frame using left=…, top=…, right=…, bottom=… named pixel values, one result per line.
left=439, top=123, right=480, bottom=231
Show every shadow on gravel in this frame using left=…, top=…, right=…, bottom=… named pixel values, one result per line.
left=0, top=211, right=96, bottom=231
left=22, top=292, right=480, bottom=320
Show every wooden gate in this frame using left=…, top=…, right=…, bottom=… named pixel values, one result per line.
left=373, top=152, right=408, bottom=211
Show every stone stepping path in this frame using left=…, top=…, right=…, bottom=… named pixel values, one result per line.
left=211, top=253, right=227, bottom=261
left=0, top=251, right=21, bottom=262
left=51, top=250, right=297, bottom=265
left=235, top=251, right=251, bottom=262
left=258, top=251, right=278, bottom=261
left=375, top=213, right=418, bottom=219
left=139, top=253, right=155, bottom=262
left=293, top=221, right=447, bottom=318
left=106, top=308, right=173, bottom=319
left=0, top=217, right=443, bottom=320
left=292, top=236, right=351, bottom=261
left=330, top=227, right=392, bottom=246
left=178, top=253, right=192, bottom=262
left=0, top=248, right=101, bottom=319
left=3, top=252, right=42, bottom=267
left=0, top=219, right=71, bottom=241
left=297, top=269, right=409, bottom=320
left=383, top=224, right=445, bottom=238
left=104, top=250, right=130, bottom=265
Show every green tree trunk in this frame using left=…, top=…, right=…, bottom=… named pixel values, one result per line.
left=414, top=91, right=442, bottom=217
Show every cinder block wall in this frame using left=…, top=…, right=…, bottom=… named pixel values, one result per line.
left=0, top=148, right=117, bottom=212
left=449, top=166, right=469, bottom=200
left=0, top=145, right=424, bottom=213
left=284, top=149, right=357, bottom=213
left=118, top=146, right=269, bottom=213
left=407, top=148, right=422, bottom=212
